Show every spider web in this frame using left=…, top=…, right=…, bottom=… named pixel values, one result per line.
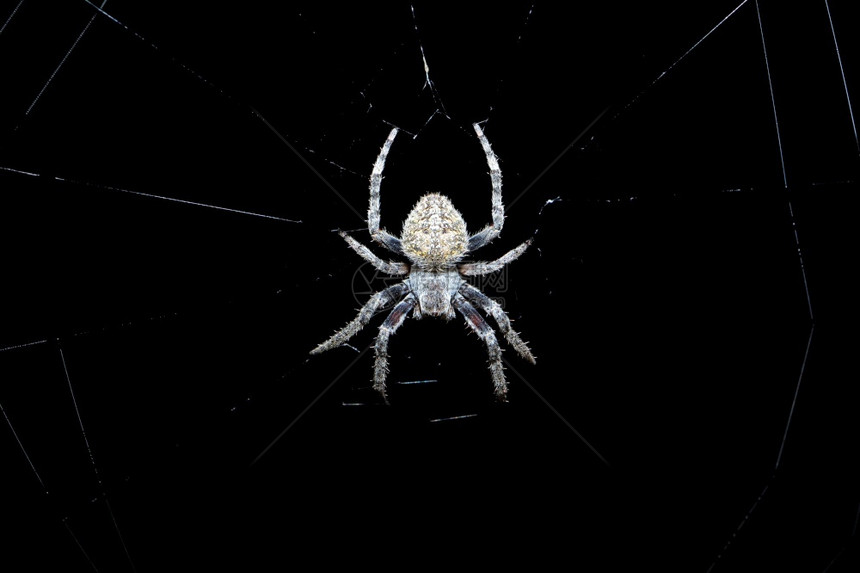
left=1, top=1, right=857, bottom=570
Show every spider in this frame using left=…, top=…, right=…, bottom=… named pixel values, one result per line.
left=311, top=123, right=535, bottom=401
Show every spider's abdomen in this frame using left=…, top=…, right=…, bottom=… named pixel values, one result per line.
left=401, top=193, right=468, bottom=266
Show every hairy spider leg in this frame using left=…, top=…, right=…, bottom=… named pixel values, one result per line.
left=339, top=231, right=409, bottom=275
left=458, top=238, right=532, bottom=276
left=373, top=294, right=417, bottom=398
left=458, top=284, right=535, bottom=364
left=467, top=123, right=506, bottom=252
left=453, top=294, right=508, bottom=400
left=368, top=127, right=404, bottom=254
left=311, top=283, right=410, bottom=354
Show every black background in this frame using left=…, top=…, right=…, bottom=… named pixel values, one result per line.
left=1, top=1, right=857, bottom=571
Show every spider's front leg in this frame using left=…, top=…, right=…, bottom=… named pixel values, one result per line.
left=453, top=294, right=508, bottom=400
left=373, top=294, right=417, bottom=400
left=311, top=283, right=409, bottom=355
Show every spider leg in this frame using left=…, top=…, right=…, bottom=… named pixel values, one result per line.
left=368, top=127, right=404, bottom=255
left=453, top=294, right=508, bottom=401
left=467, top=122, right=505, bottom=252
left=311, top=283, right=410, bottom=354
left=458, top=238, right=532, bottom=277
left=373, top=294, right=417, bottom=399
left=339, top=231, right=409, bottom=275
left=459, top=284, right=535, bottom=364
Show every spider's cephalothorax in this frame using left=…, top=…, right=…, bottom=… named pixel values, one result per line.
left=311, top=123, right=535, bottom=401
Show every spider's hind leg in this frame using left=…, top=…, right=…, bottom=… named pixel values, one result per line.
left=467, top=123, right=505, bottom=252
left=458, top=239, right=532, bottom=277
left=453, top=294, right=508, bottom=401
left=368, top=127, right=404, bottom=255
left=339, top=231, right=408, bottom=275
